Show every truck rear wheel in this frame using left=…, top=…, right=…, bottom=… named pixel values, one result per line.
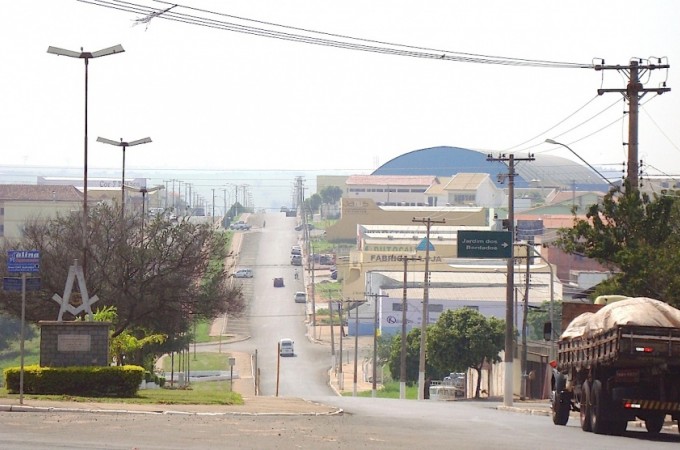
left=645, top=414, right=665, bottom=434
left=580, top=380, right=592, bottom=432
left=590, top=381, right=605, bottom=434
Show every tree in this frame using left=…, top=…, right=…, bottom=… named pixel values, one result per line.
left=426, top=308, right=505, bottom=398
left=387, top=327, right=445, bottom=385
left=0, top=204, right=244, bottom=345
left=319, top=186, right=343, bottom=219
left=320, top=186, right=342, bottom=205
left=555, top=182, right=680, bottom=306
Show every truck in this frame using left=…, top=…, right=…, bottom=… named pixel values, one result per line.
left=551, top=297, right=680, bottom=435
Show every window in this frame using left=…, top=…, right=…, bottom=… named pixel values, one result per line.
left=0, top=224, right=4, bottom=236
left=392, top=303, right=408, bottom=312
left=429, top=304, right=443, bottom=313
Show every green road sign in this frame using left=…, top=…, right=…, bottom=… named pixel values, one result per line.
left=457, top=230, right=512, bottom=258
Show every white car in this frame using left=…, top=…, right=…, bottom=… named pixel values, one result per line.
left=279, top=338, right=294, bottom=357
left=233, top=268, right=253, bottom=278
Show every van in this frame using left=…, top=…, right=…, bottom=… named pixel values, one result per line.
left=279, top=338, right=294, bottom=357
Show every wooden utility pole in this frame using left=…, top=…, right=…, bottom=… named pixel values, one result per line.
left=595, top=59, right=670, bottom=188
left=487, top=152, right=534, bottom=407
left=412, top=217, right=445, bottom=400
left=400, top=256, right=421, bottom=400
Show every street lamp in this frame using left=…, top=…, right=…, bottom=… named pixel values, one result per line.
left=545, top=139, right=616, bottom=188
left=47, top=44, right=125, bottom=275
left=97, top=136, right=152, bottom=219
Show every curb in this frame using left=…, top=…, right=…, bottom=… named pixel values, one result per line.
left=0, top=402, right=344, bottom=417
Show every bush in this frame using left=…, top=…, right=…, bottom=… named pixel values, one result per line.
left=3, top=365, right=145, bottom=397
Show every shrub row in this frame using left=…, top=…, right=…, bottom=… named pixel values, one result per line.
left=3, top=365, right=145, bottom=397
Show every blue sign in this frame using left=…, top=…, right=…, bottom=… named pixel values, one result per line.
left=7, top=250, right=40, bottom=273
left=416, top=238, right=435, bottom=251
left=3, top=277, right=41, bottom=292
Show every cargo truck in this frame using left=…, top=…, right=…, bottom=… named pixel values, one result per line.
left=551, top=297, right=680, bottom=435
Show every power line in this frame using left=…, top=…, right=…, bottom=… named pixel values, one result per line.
left=80, top=0, right=593, bottom=69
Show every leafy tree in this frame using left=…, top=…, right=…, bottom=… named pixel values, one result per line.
left=554, top=182, right=680, bottom=306
left=91, top=305, right=167, bottom=367
left=320, top=186, right=343, bottom=205
left=426, top=308, right=505, bottom=398
left=387, top=327, right=444, bottom=385
left=0, top=204, right=244, bottom=346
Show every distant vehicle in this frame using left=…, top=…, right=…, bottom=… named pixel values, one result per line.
left=294, top=223, right=314, bottom=231
left=294, top=292, right=307, bottom=303
left=290, top=245, right=302, bottom=256
left=230, top=221, right=251, bottom=231
left=273, top=277, right=284, bottom=287
left=233, top=268, right=253, bottom=278
left=330, top=269, right=338, bottom=280
left=279, top=338, right=294, bottom=357
left=148, top=207, right=164, bottom=218
left=280, top=206, right=289, bottom=213
left=290, top=255, right=302, bottom=266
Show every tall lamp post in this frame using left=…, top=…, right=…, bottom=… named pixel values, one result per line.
left=97, top=136, right=152, bottom=220
left=47, top=44, right=125, bottom=275
left=545, top=139, right=617, bottom=188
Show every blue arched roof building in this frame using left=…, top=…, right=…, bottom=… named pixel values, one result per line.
left=372, top=146, right=611, bottom=191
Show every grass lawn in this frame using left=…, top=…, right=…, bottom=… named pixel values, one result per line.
left=342, top=382, right=419, bottom=399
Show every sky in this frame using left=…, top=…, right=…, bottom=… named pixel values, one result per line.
left=1, top=0, right=679, bottom=208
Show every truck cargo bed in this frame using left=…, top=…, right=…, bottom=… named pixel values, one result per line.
left=557, top=325, right=680, bottom=370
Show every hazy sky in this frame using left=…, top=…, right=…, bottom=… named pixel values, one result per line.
left=1, top=1, right=679, bottom=205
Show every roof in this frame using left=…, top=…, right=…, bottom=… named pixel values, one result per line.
left=442, top=173, right=490, bottom=191
left=345, top=175, right=439, bottom=186
left=372, top=145, right=611, bottom=191
left=0, top=184, right=83, bottom=202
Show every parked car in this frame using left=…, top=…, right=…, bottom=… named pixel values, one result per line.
left=273, top=277, right=284, bottom=287
left=294, top=292, right=307, bottom=303
left=233, top=268, right=253, bottom=278
left=290, top=255, right=302, bottom=266
left=279, top=338, right=294, bottom=357
left=290, top=245, right=302, bottom=256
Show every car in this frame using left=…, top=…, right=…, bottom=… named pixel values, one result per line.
left=294, top=291, right=307, bottom=303
left=279, top=338, right=294, bottom=356
left=229, top=221, right=251, bottom=231
left=290, top=245, right=302, bottom=256
left=273, top=277, right=284, bottom=287
left=290, top=255, right=302, bottom=266
left=233, top=268, right=253, bottom=278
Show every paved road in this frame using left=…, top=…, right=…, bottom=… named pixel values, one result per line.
left=223, top=211, right=336, bottom=398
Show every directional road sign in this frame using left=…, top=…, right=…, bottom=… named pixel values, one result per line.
left=7, top=250, right=40, bottom=273
left=457, top=230, right=512, bottom=259
left=3, top=277, right=41, bottom=292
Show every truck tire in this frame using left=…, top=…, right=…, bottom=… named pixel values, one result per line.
left=580, top=380, right=592, bottom=432
left=551, top=372, right=570, bottom=426
left=590, top=381, right=605, bottom=434
left=645, top=414, right=665, bottom=434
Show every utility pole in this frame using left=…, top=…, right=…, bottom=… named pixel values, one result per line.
left=595, top=59, right=670, bottom=189
left=487, top=152, right=534, bottom=407
left=412, top=217, right=445, bottom=400
left=400, top=255, right=421, bottom=400
left=365, top=291, right=389, bottom=398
